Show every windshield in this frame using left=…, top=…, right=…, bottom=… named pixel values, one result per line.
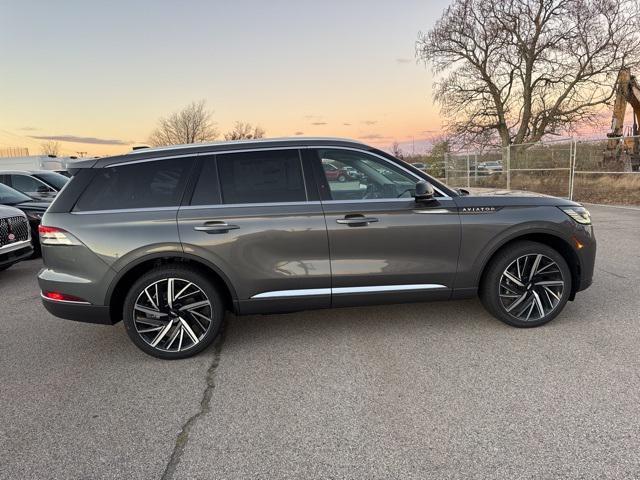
left=33, top=172, right=69, bottom=190
left=0, top=182, right=32, bottom=204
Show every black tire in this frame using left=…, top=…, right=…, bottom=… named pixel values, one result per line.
left=123, top=265, right=225, bottom=359
left=338, top=175, right=347, bottom=182
left=30, top=242, right=41, bottom=259
left=479, top=241, right=572, bottom=328
left=29, top=225, right=41, bottom=258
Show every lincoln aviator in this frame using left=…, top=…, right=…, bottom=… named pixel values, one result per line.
left=38, top=138, right=595, bottom=359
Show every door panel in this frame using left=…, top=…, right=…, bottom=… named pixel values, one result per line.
left=178, top=203, right=331, bottom=312
left=311, top=148, right=461, bottom=307
left=178, top=149, right=330, bottom=313
left=322, top=199, right=460, bottom=306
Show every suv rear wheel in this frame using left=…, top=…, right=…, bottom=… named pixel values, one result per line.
left=480, top=241, right=572, bottom=328
left=122, top=266, right=224, bottom=359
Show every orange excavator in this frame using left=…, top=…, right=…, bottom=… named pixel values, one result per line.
left=606, top=68, right=640, bottom=171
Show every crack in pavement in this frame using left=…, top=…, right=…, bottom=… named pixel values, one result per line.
left=597, top=267, right=628, bottom=279
left=160, top=330, right=226, bottom=480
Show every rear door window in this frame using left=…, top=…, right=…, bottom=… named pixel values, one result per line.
left=73, top=158, right=195, bottom=211
left=33, top=172, right=69, bottom=190
left=217, top=149, right=306, bottom=204
left=11, top=174, right=50, bottom=193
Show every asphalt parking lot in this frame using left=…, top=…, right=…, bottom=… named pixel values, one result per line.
left=1, top=204, right=639, bottom=479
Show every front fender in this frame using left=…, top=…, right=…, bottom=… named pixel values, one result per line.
left=454, top=205, right=577, bottom=290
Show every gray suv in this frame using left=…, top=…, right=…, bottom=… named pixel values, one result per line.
left=38, top=138, right=596, bottom=359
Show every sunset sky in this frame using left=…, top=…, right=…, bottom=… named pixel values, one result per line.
left=0, top=0, right=451, bottom=157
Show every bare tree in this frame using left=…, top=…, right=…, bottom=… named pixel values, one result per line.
left=148, top=100, right=218, bottom=146
left=41, top=141, right=60, bottom=156
left=417, top=0, right=640, bottom=147
left=224, top=122, right=266, bottom=141
left=390, top=141, right=404, bottom=158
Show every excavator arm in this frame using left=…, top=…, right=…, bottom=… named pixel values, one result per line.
left=630, top=76, right=640, bottom=137
left=608, top=68, right=640, bottom=138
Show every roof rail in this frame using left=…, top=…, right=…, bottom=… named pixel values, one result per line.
left=125, top=137, right=366, bottom=154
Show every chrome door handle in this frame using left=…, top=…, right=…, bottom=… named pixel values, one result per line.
left=194, top=223, right=240, bottom=234
left=336, top=216, right=379, bottom=226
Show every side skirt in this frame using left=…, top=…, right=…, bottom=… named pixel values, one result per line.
left=237, top=284, right=461, bottom=315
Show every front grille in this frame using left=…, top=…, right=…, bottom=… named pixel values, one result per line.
left=0, top=216, right=30, bottom=247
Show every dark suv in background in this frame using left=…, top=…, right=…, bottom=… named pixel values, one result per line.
left=0, top=170, right=69, bottom=201
left=38, top=138, right=595, bottom=359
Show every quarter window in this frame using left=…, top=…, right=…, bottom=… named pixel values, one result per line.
left=73, top=158, right=194, bottom=211
left=217, top=150, right=306, bottom=204
left=317, top=149, right=418, bottom=200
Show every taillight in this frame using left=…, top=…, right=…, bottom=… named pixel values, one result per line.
left=38, top=225, right=82, bottom=246
left=42, top=291, right=88, bottom=303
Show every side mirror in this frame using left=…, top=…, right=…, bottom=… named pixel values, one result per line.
left=414, top=181, right=434, bottom=202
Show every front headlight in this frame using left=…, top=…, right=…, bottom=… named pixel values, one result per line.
left=559, top=206, right=591, bottom=225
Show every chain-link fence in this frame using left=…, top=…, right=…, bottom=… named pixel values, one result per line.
left=0, top=147, right=29, bottom=158
left=572, top=137, right=640, bottom=205
left=426, top=136, right=640, bottom=206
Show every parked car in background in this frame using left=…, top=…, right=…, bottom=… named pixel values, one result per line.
left=0, top=170, right=69, bottom=201
left=342, top=165, right=366, bottom=181
left=411, top=162, right=426, bottom=171
left=477, top=161, right=503, bottom=175
left=322, top=161, right=354, bottom=182
left=0, top=183, right=49, bottom=256
left=38, top=137, right=595, bottom=360
left=0, top=205, right=33, bottom=271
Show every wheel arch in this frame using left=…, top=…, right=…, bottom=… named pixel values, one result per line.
left=477, top=231, right=581, bottom=299
left=106, top=252, right=238, bottom=324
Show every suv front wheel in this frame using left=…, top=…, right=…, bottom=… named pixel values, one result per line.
left=480, top=241, right=572, bottom=328
left=123, top=266, right=224, bottom=359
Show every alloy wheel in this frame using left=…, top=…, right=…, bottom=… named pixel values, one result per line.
left=133, top=277, right=213, bottom=353
left=498, top=254, right=565, bottom=322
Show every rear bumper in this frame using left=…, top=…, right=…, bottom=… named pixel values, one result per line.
left=41, top=295, right=113, bottom=325
left=0, top=241, right=33, bottom=269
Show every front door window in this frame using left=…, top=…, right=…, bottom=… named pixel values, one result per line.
left=318, top=149, right=417, bottom=201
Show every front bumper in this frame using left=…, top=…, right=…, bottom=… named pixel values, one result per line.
left=0, top=240, right=34, bottom=269
left=573, top=224, right=596, bottom=293
left=41, top=294, right=113, bottom=325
